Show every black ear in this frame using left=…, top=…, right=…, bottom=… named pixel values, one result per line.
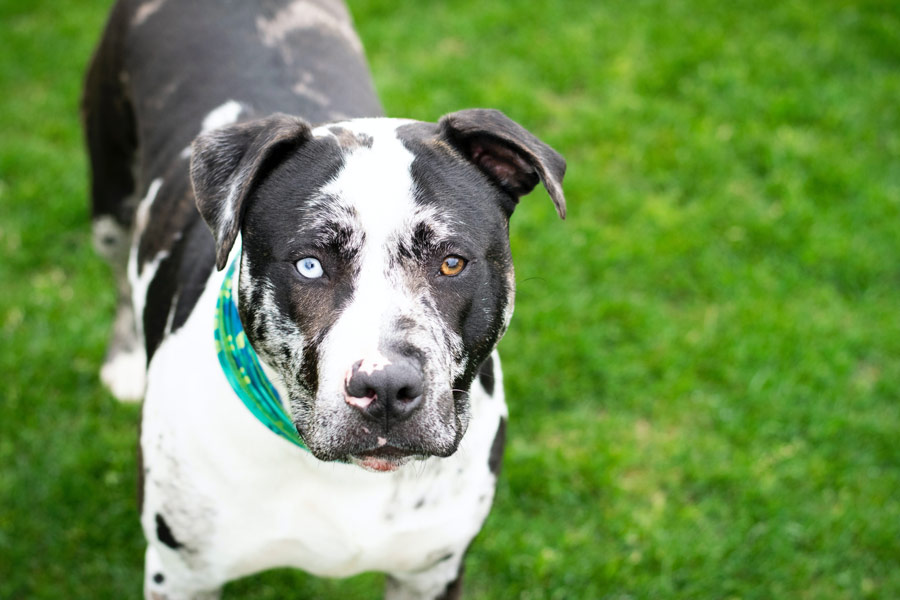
left=439, top=108, right=566, bottom=219
left=190, top=113, right=312, bottom=270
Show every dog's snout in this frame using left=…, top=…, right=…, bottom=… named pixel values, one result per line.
left=344, top=355, right=424, bottom=423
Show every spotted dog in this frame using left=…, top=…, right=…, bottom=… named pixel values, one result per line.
left=83, top=0, right=566, bottom=598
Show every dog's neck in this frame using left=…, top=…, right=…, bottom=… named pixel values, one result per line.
left=217, top=252, right=308, bottom=449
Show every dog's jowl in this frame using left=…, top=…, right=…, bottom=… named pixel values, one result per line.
left=83, top=0, right=565, bottom=598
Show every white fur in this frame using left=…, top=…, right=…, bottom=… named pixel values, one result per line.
left=95, top=178, right=165, bottom=403
left=201, top=100, right=244, bottom=133
left=132, top=0, right=166, bottom=26
left=128, top=248, right=168, bottom=347
left=91, top=215, right=127, bottom=261
left=133, top=178, right=163, bottom=236
left=292, top=72, right=330, bottom=106
left=100, top=344, right=147, bottom=403
left=94, top=175, right=145, bottom=402
left=316, top=120, right=419, bottom=391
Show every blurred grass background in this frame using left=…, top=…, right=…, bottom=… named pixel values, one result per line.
left=2, top=0, right=899, bottom=598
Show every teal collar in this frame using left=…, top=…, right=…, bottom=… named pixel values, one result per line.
left=215, top=257, right=308, bottom=450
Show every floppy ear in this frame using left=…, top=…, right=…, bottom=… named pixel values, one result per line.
left=439, top=108, right=566, bottom=219
left=190, top=113, right=312, bottom=270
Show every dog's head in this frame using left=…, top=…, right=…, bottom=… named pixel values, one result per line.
left=191, top=109, right=565, bottom=471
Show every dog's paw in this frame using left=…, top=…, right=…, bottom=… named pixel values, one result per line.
left=100, top=348, right=147, bottom=403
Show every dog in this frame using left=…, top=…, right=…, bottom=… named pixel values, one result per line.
left=83, top=0, right=566, bottom=597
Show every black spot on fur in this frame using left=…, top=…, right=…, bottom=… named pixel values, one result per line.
left=488, top=418, right=506, bottom=475
left=478, top=355, right=495, bottom=396
left=170, top=218, right=217, bottom=331
left=153, top=573, right=165, bottom=584
left=414, top=497, right=425, bottom=509
left=155, top=513, right=183, bottom=550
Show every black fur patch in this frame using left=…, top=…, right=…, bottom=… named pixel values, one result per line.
left=155, top=513, right=183, bottom=550
left=395, top=220, right=442, bottom=264
left=142, top=214, right=217, bottom=361
left=478, top=355, right=495, bottom=396
left=143, top=254, right=178, bottom=361
left=170, top=217, right=218, bottom=331
left=82, top=0, right=138, bottom=226
left=488, top=418, right=507, bottom=475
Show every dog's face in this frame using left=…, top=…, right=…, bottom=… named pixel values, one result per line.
left=191, top=110, right=565, bottom=470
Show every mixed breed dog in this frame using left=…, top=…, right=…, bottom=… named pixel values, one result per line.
left=83, top=0, right=566, bottom=598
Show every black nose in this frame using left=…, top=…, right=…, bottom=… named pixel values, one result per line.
left=344, top=355, right=425, bottom=423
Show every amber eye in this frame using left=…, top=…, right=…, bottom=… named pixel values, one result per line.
left=439, top=256, right=467, bottom=276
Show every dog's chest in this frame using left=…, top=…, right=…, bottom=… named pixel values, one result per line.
left=220, top=451, right=500, bottom=579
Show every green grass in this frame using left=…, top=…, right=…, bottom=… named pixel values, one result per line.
left=2, top=0, right=899, bottom=597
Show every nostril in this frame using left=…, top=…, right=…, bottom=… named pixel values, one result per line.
left=389, top=386, right=423, bottom=422
left=396, top=387, right=417, bottom=402
left=345, top=365, right=376, bottom=399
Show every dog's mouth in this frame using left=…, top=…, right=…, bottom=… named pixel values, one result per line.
left=349, top=445, right=421, bottom=473
left=292, top=388, right=466, bottom=467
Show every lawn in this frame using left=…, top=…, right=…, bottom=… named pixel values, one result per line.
left=2, top=0, right=899, bottom=598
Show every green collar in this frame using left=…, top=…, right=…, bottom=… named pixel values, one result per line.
left=215, top=257, right=308, bottom=450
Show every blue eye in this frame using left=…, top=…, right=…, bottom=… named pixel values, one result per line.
left=295, top=257, right=324, bottom=279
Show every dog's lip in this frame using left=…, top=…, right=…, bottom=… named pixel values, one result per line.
left=360, top=444, right=411, bottom=458
left=350, top=445, right=417, bottom=472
